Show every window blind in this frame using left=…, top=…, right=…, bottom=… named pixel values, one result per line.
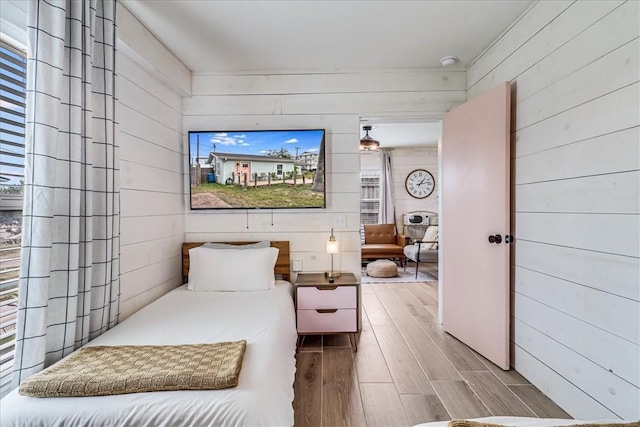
left=0, top=40, right=26, bottom=397
left=360, top=173, right=380, bottom=225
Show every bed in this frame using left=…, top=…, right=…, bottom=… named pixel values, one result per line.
left=0, top=241, right=297, bottom=427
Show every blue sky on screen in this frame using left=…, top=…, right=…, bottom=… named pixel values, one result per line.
left=189, top=130, right=324, bottom=161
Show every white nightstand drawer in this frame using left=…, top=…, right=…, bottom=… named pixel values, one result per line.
left=296, top=285, right=356, bottom=310
left=297, top=309, right=357, bottom=333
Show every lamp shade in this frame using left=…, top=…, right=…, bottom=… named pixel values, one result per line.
left=327, top=237, right=339, bottom=254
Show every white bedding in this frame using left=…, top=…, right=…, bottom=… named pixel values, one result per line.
left=0, top=281, right=297, bottom=427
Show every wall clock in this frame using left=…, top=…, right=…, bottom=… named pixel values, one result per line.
left=405, top=169, right=435, bottom=199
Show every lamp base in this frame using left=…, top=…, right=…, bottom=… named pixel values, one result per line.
left=324, top=270, right=341, bottom=278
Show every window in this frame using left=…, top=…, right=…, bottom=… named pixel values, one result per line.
left=276, top=164, right=283, bottom=175
left=360, top=172, right=380, bottom=225
left=0, top=41, right=26, bottom=397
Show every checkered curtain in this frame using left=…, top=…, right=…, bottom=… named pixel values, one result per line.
left=13, top=0, right=120, bottom=384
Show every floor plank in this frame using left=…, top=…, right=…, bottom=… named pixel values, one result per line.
left=475, top=352, right=530, bottom=385
left=294, top=352, right=322, bottom=427
left=354, top=312, right=393, bottom=383
left=299, top=334, right=323, bottom=352
left=362, top=293, right=393, bottom=326
left=431, top=380, right=492, bottom=419
left=293, top=263, right=571, bottom=425
left=371, top=323, right=435, bottom=394
left=324, top=333, right=351, bottom=347
left=360, top=383, right=410, bottom=427
left=509, top=385, right=572, bottom=418
left=375, top=287, right=417, bottom=320
left=361, top=284, right=375, bottom=294
left=400, top=394, right=451, bottom=425
left=461, top=371, right=536, bottom=416
left=400, top=282, right=438, bottom=308
left=322, top=348, right=367, bottom=427
left=392, top=315, right=462, bottom=380
left=392, top=287, right=434, bottom=318
left=414, top=315, right=488, bottom=372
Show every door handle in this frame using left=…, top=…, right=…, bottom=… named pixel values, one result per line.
left=505, top=235, right=515, bottom=244
left=488, top=234, right=502, bottom=244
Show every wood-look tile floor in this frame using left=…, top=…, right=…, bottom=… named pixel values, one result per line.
left=293, top=262, right=571, bottom=427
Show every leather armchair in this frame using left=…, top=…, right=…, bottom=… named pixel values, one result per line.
left=361, top=224, right=408, bottom=265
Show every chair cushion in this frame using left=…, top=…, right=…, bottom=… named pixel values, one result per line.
left=362, top=243, right=404, bottom=257
left=366, top=260, right=398, bottom=278
left=404, top=244, right=438, bottom=262
left=421, top=226, right=439, bottom=250
left=364, top=224, right=397, bottom=245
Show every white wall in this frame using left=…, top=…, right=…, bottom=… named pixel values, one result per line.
left=468, top=0, right=639, bottom=419
left=183, top=70, right=465, bottom=278
left=392, top=147, right=439, bottom=232
left=116, top=6, right=189, bottom=318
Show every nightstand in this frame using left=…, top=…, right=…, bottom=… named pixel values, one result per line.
left=295, top=272, right=359, bottom=352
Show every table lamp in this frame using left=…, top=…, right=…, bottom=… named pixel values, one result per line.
left=326, top=228, right=340, bottom=282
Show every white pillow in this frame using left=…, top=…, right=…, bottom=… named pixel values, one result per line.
left=188, top=246, right=279, bottom=291
left=421, top=226, right=439, bottom=250
left=202, top=240, right=270, bottom=250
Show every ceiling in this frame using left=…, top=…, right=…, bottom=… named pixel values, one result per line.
left=121, top=0, right=532, bottom=74
left=121, top=1, right=532, bottom=149
left=361, top=122, right=441, bottom=148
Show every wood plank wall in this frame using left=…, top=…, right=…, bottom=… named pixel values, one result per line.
left=392, top=147, right=439, bottom=230
left=467, top=0, right=639, bottom=419
left=116, top=7, right=187, bottom=319
left=183, top=70, right=465, bottom=277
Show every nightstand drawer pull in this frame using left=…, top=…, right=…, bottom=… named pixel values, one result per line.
left=315, top=286, right=337, bottom=291
left=316, top=309, right=338, bottom=314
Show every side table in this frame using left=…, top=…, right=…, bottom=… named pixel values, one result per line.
left=294, top=272, right=359, bottom=351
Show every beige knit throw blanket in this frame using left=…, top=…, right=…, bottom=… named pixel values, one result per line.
left=448, top=421, right=640, bottom=427
left=19, top=340, right=247, bottom=398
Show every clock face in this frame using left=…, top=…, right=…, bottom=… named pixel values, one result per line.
left=405, top=169, right=435, bottom=199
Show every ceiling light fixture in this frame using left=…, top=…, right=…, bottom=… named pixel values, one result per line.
left=360, top=125, right=380, bottom=151
left=440, top=56, right=458, bottom=67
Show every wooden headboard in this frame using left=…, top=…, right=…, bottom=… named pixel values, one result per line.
left=182, top=241, right=291, bottom=283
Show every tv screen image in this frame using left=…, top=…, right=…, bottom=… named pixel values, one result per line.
left=188, top=129, right=326, bottom=209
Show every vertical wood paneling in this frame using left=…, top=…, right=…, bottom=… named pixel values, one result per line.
left=468, top=0, right=640, bottom=419
left=183, top=71, right=464, bottom=276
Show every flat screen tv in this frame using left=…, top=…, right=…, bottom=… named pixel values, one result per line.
left=188, top=129, right=326, bottom=210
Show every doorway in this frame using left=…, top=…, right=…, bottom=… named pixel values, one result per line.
left=358, top=119, right=442, bottom=292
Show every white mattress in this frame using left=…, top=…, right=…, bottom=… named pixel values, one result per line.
left=0, top=281, right=297, bottom=427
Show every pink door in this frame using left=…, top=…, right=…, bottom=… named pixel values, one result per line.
left=441, top=82, right=511, bottom=369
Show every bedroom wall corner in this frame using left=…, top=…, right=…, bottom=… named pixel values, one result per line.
left=467, top=0, right=639, bottom=419
left=116, top=4, right=190, bottom=319
left=182, top=69, right=465, bottom=279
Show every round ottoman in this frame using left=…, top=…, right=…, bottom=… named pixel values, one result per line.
left=366, top=259, right=398, bottom=278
